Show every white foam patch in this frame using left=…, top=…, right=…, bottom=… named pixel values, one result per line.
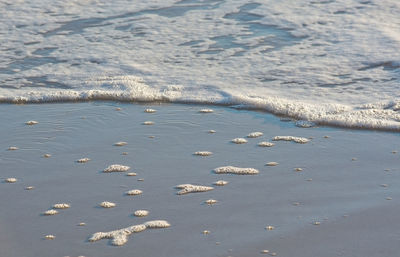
left=258, top=142, right=275, bottom=147
left=126, top=189, right=142, bottom=196
left=273, top=136, right=309, bottom=144
left=114, top=141, right=127, bottom=146
left=5, top=178, right=17, bottom=183
left=205, top=199, right=218, bottom=205
left=89, top=220, right=170, bottom=246
left=266, top=162, right=279, bottom=166
left=143, top=121, right=154, bottom=125
left=77, top=157, right=90, bottom=163
left=44, top=235, right=55, bottom=240
left=194, top=151, right=213, bottom=156
left=175, top=184, right=214, bottom=195
left=25, top=120, right=38, bottom=125
left=53, top=203, right=70, bottom=209
left=8, top=147, right=18, bottom=151
left=1, top=1, right=400, bottom=131
left=99, top=201, right=116, bottom=208
left=43, top=209, right=58, bottom=216
left=231, top=138, right=248, bottom=144
left=199, top=109, right=214, bottom=113
left=214, top=166, right=259, bottom=175
left=247, top=132, right=263, bottom=138
left=144, top=108, right=156, bottom=113
left=133, top=210, right=149, bottom=217
left=214, top=180, right=228, bottom=186
left=104, top=164, right=130, bottom=172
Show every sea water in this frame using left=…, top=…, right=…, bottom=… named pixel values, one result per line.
left=0, top=0, right=399, bottom=130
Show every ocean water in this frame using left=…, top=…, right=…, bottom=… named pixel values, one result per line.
left=0, top=0, right=399, bottom=130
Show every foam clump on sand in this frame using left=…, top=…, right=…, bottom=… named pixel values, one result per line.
left=143, top=121, right=154, bottom=125
left=273, top=136, right=309, bottom=144
left=5, top=177, right=17, bottom=183
left=99, top=201, right=116, bottom=208
left=126, top=172, right=137, bottom=176
left=199, top=109, right=214, bottom=113
left=43, top=154, right=51, bottom=158
left=175, top=184, right=214, bottom=195
left=144, top=108, right=156, bottom=113
left=205, top=199, right=218, bottom=205
left=214, top=166, right=259, bottom=175
left=134, top=210, right=149, bottom=217
left=126, top=189, right=142, bottom=196
left=104, top=164, right=130, bottom=172
left=144, top=220, right=171, bottom=228
left=214, top=180, right=228, bottom=186
left=258, top=142, right=275, bottom=147
left=77, top=158, right=90, bottom=163
left=231, top=138, right=248, bottom=144
left=25, top=120, right=38, bottom=125
left=8, top=146, right=19, bottom=151
left=194, top=151, right=213, bottom=156
left=44, top=235, right=55, bottom=240
left=53, top=203, right=70, bottom=209
left=208, top=130, right=216, bottom=133
left=89, top=220, right=170, bottom=246
left=43, top=209, right=59, bottom=216
left=25, top=186, right=34, bottom=190
left=114, top=141, right=127, bottom=146
left=247, top=132, right=263, bottom=138
left=266, top=162, right=279, bottom=166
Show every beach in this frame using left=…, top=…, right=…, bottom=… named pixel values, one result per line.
left=1, top=102, right=399, bottom=257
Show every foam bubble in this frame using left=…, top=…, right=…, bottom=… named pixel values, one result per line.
left=5, top=178, right=17, bottom=183
left=194, top=151, right=213, bottom=156
left=231, top=138, right=248, bottom=144
left=199, top=109, right=214, bottom=113
left=53, top=203, right=70, bottom=209
left=214, top=180, right=228, bottom=186
left=143, top=121, right=154, bottom=125
left=126, top=172, right=137, bottom=176
left=114, top=141, right=127, bottom=146
left=99, top=201, right=116, bottom=208
left=208, top=130, right=216, bottom=134
left=247, top=132, right=263, bottom=138
left=77, top=158, right=90, bottom=163
left=25, top=186, right=34, bottom=190
left=44, top=235, right=55, bottom=240
left=104, top=164, right=130, bottom=172
left=43, top=209, right=59, bottom=216
left=214, top=166, right=259, bottom=175
left=205, top=199, right=218, bottom=205
left=8, top=146, right=19, bottom=151
left=43, top=154, right=51, bottom=158
left=258, top=142, right=275, bottom=147
left=273, top=136, right=309, bottom=144
left=144, top=220, right=171, bottom=228
left=133, top=210, right=149, bottom=217
left=126, top=189, right=142, bottom=196
left=266, top=162, right=279, bottom=166
left=25, top=120, right=38, bottom=125
left=144, top=109, right=156, bottom=113
left=175, top=184, right=214, bottom=195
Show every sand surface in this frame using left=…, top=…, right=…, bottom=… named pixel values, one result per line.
left=0, top=102, right=400, bottom=257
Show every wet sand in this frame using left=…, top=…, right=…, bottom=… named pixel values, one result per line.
left=0, top=102, right=400, bottom=257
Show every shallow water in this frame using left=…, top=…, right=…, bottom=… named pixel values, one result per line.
left=1, top=102, right=400, bottom=257
left=0, top=0, right=400, bottom=130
